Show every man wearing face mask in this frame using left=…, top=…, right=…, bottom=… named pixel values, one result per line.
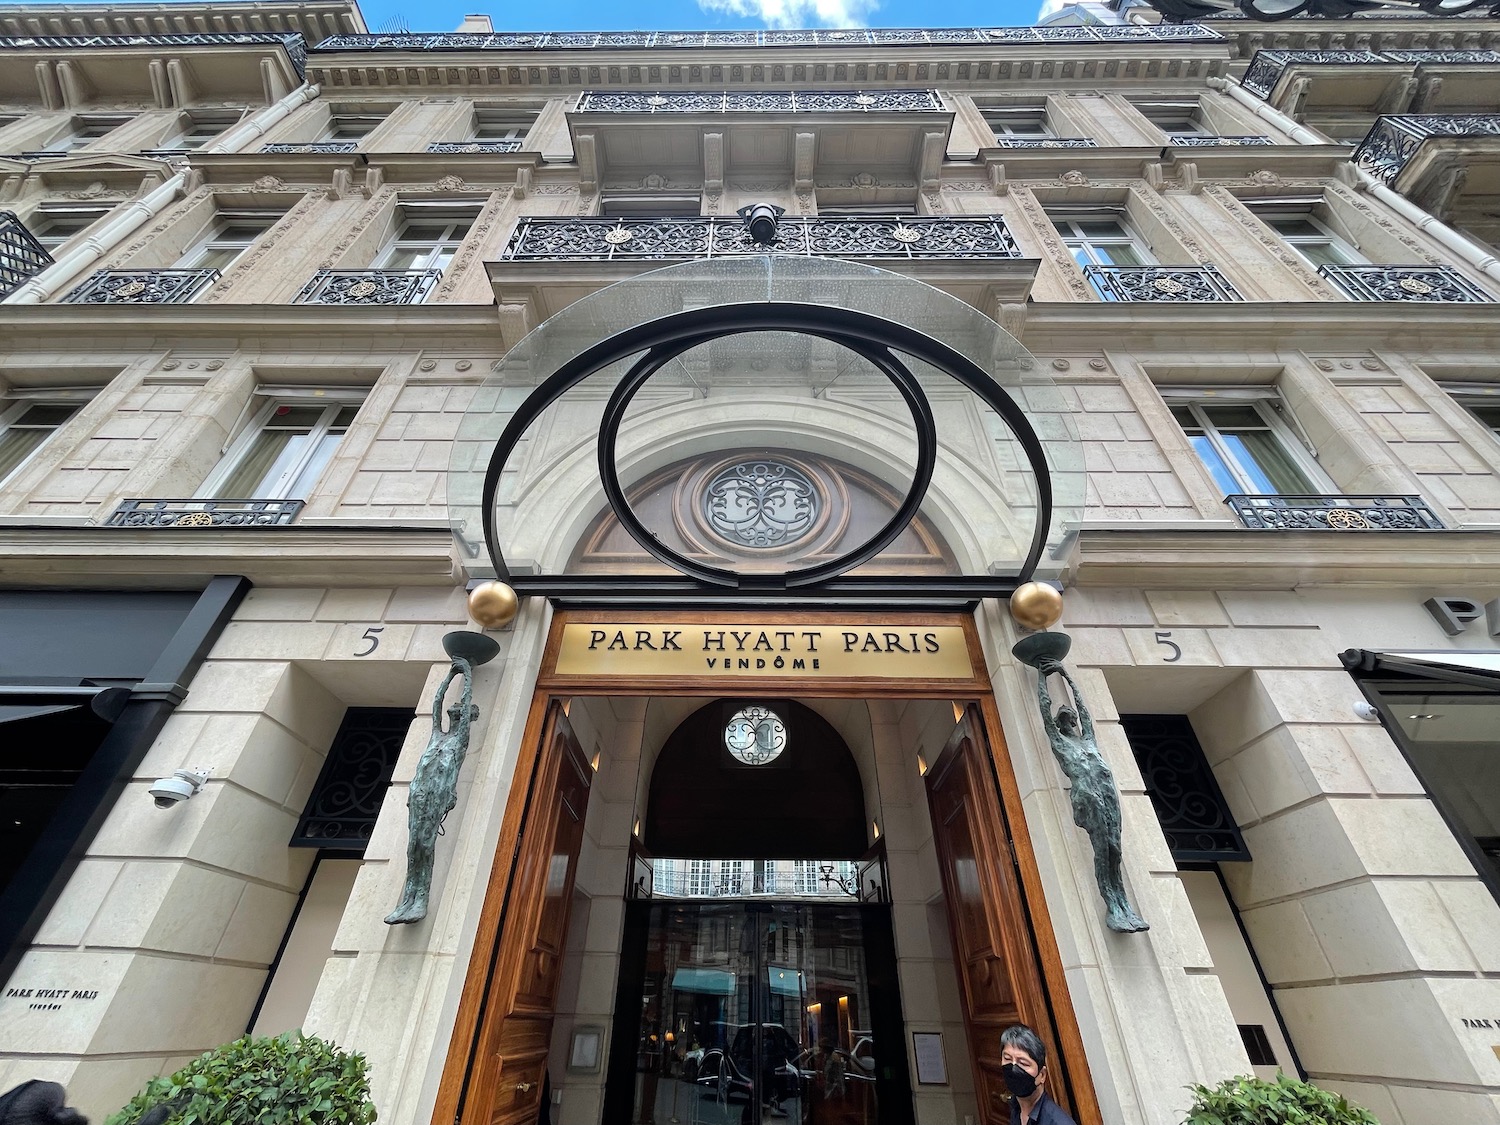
left=999, top=1025, right=1076, bottom=1125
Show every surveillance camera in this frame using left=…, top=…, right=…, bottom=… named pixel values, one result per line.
left=148, top=769, right=207, bottom=809
left=1353, top=701, right=1381, bottom=722
left=737, top=202, right=785, bottom=244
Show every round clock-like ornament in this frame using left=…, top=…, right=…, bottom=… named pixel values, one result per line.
left=724, top=705, right=787, bottom=766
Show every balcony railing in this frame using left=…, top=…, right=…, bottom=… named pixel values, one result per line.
left=294, top=268, right=442, bottom=304
left=425, top=140, right=523, bottom=153
left=314, top=24, right=1220, bottom=53
left=500, top=215, right=1020, bottom=262
left=993, top=137, right=1098, bottom=148
left=1242, top=49, right=1500, bottom=100
left=1354, top=114, right=1500, bottom=184
left=0, top=211, right=54, bottom=300
left=105, top=498, right=304, bottom=527
left=1318, top=264, right=1493, bottom=303
left=1167, top=135, right=1274, bottom=147
left=262, top=141, right=359, bottom=154
left=63, top=268, right=219, bottom=304
left=1083, top=264, right=1241, bottom=302
left=0, top=31, right=306, bottom=78
left=1226, top=494, right=1444, bottom=531
left=575, top=90, right=944, bottom=113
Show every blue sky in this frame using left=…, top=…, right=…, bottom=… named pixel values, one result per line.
left=360, top=0, right=1046, bottom=33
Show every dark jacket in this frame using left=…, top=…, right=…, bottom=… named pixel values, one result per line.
left=1008, top=1091, right=1078, bottom=1125
left=0, top=1081, right=88, bottom=1125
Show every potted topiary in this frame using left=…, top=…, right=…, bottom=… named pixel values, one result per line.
left=105, top=1030, right=377, bottom=1125
left=1184, top=1074, right=1380, bottom=1124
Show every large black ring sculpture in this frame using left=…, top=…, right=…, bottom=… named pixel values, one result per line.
left=479, top=302, right=1055, bottom=595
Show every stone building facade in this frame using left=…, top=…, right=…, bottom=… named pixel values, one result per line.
left=0, top=4, right=1498, bottom=1125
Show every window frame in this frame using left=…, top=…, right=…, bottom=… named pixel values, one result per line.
left=320, top=106, right=391, bottom=143
left=1248, top=201, right=1367, bottom=268
left=198, top=388, right=365, bottom=502
left=28, top=205, right=113, bottom=252
left=471, top=107, right=535, bottom=142
left=1440, top=383, right=1500, bottom=443
left=1050, top=210, right=1156, bottom=267
left=0, top=389, right=93, bottom=488
left=43, top=114, right=133, bottom=152
left=1131, top=98, right=1215, bottom=139
left=161, top=109, right=245, bottom=151
left=175, top=209, right=284, bottom=272
left=981, top=102, right=1054, bottom=141
left=373, top=204, right=480, bottom=274
left=1163, top=389, right=1335, bottom=496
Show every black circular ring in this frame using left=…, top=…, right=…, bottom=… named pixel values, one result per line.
left=479, top=301, right=1054, bottom=590
left=596, top=328, right=937, bottom=588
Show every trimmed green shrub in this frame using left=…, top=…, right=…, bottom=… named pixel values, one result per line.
left=106, top=1030, right=377, bottom=1125
left=1184, top=1074, right=1379, bottom=1125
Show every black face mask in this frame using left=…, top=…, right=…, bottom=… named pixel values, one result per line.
left=1002, top=1063, right=1038, bottom=1099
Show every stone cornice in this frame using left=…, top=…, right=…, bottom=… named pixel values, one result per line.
left=0, top=524, right=456, bottom=587
left=1074, top=526, right=1500, bottom=588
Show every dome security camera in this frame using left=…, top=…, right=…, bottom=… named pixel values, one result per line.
left=149, top=768, right=208, bottom=809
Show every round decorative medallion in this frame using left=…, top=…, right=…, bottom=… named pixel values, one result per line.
left=113, top=281, right=147, bottom=297
left=854, top=94, right=878, bottom=105
left=1151, top=276, right=1187, bottom=295
left=1326, top=508, right=1372, bottom=529
left=891, top=225, right=922, bottom=244
left=346, top=280, right=379, bottom=298
left=703, top=459, right=820, bottom=548
left=175, top=511, right=215, bottom=527
left=724, top=705, right=787, bottom=766
left=1398, top=276, right=1434, bottom=295
left=646, top=95, right=669, bottom=106
left=604, top=227, right=634, bottom=245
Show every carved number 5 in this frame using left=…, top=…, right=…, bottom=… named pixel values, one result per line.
left=1155, top=630, right=1182, bottom=663
left=355, top=626, right=384, bottom=657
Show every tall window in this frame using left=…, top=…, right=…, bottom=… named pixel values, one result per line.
left=201, top=392, right=363, bottom=501
left=982, top=103, right=1052, bottom=142
left=793, top=860, right=819, bottom=894
left=1169, top=397, right=1325, bottom=496
left=1051, top=214, right=1153, bottom=267
left=375, top=206, right=477, bottom=273
left=687, top=860, right=713, bottom=897
left=1248, top=206, right=1364, bottom=268
left=176, top=211, right=283, bottom=271
left=0, top=396, right=86, bottom=486
left=28, top=206, right=112, bottom=252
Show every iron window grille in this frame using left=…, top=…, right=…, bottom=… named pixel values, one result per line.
left=291, top=708, right=414, bottom=849
left=1226, top=494, right=1445, bottom=531
left=1354, top=114, right=1500, bottom=185
left=1083, top=265, right=1242, bottom=302
left=575, top=90, right=944, bottom=113
left=1317, top=264, right=1493, bottom=303
left=0, top=210, right=54, bottom=299
left=425, top=140, right=523, bottom=153
left=993, top=137, right=1098, bottom=148
left=1120, top=715, right=1249, bottom=863
left=294, top=268, right=444, bottom=304
left=63, top=268, right=220, bottom=304
left=1241, top=49, right=1500, bottom=100
left=104, top=498, right=306, bottom=527
left=261, top=141, right=358, bottom=154
left=1167, top=135, right=1274, bottom=146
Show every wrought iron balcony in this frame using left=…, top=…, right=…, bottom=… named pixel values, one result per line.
left=294, top=268, right=442, bottom=304
left=1167, top=135, right=1274, bottom=147
left=0, top=32, right=306, bottom=78
left=1318, top=264, right=1493, bottom=303
left=1, top=211, right=54, bottom=300
left=575, top=90, right=944, bottom=113
left=1082, top=265, right=1241, bottom=303
left=63, top=268, right=220, bottom=304
left=1226, top=494, right=1444, bottom=531
left=1354, top=114, right=1500, bottom=185
left=1242, top=49, right=1500, bottom=100
left=105, top=498, right=305, bottom=527
left=426, top=140, right=523, bottom=153
left=313, top=24, right=1220, bottom=53
left=993, top=137, right=1098, bottom=148
left=262, top=141, right=359, bottom=154
left=501, top=215, right=1019, bottom=262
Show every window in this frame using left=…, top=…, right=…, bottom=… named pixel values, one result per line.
left=1249, top=204, right=1364, bottom=268
left=982, top=103, right=1052, bottom=141
left=322, top=107, right=389, bottom=143
left=599, top=195, right=699, bottom=218
left=1133, top=100, right=1210, bottom=139
left=1051, top=214, right=1153, bottom=267
left=793, top=860, right=819, bottom=895
left=162, top=110, right=243, bottom=150
left=1168, top=396, right=1326, bottom=496
left=176, top=211, right=283, bottom=271
left=375, top=206, right=477, bottom=273
left=818, top=203, right=918, bottom=217
left=44, top=115, right=132, bottom=152
left=472, top=108, right=534, bottom=142
left=1439, top=384, right=1500, bottom=441
left=0, top=395, right=86, bottom=486
left=28, top=206, right=111, bottom=252
left=687, top=860, right=713, bottom=897
left=201, top=390, right=364, bottom=501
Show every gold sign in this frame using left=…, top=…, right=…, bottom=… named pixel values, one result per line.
left=554, top=623, right=974, bottom=681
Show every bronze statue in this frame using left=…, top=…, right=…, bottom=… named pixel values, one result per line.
left=385, top=657, right=479, bottom=926
left=1034, top=657, right=1149, bottom=934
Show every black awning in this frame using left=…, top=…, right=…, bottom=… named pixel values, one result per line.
left=1340, top=648, right=1500, bottom=690
left=0, top=686, right=131, bottom=726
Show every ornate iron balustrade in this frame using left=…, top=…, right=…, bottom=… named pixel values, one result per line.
left=262, top=141, right=358, bottom=154
left=993, top=137, right=1098, bottom=148
left=1168, top=134, right=1274, bottom=146
left=1120, top=715, right=1249, bottom=863
left=0, top=211, right=54, bottom=300
left=1226, top=494, right=1444, bottom=531
left=292, top=708, right=410, bottom=850
left=105, top=498, right=305, bottom=527
left=500, top=215, right=1019, bottom=262
left=1242, top=49, right=1500, bottom=100
left=63, top=268, right=219, bottom=304
left=1354, top=113, right=1500, bottom=184
left=313, top=24, right=1221, bottom=53
left=1318, top=263, right=1493, bottom=303
left=1083, top=264, right=1241, bottom=302
left=294, top=268, right=442, bottom=304
left=425, top=140, right=523, bottom=153
left=0, top=32, right=306, bottom=77
left=575, top=89, right=944, bottom=113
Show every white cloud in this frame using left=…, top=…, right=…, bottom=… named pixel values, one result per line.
left=696, top=0, right=880, bottom=29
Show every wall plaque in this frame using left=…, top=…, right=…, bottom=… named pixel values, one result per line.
left=553, top=622, right=975, bottom=682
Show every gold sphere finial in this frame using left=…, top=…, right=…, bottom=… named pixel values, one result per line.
left=1009, top=581, right=1064, bottom=632
left=467, top=581, right=519, bottom=630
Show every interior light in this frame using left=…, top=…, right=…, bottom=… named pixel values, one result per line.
left=917, top=753, right=929, bottom=776
left=951, top=702, right=964, bottom=722
left=1407, top=713, right=1440, bottom=720
left=871, top=820, right=881, bottom=840
left=633, top=818, right=642, bottom=838
left=590, top=749, right=601, bottom=772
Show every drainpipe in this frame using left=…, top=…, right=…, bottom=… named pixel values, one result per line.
left=4, top=82, right=321, bottom=305
left=1209, top=75, right=1500, bottom=285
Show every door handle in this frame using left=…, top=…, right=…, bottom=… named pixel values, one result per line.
left=515, top=1082, right=535, bottom=1094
